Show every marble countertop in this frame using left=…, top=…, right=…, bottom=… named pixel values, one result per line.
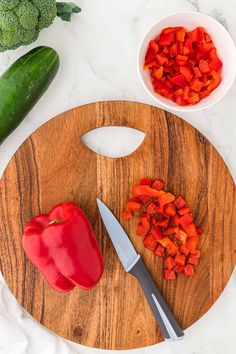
left=0, top=0, right=235, bottom=353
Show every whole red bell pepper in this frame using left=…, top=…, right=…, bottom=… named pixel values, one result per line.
left=23, top=202, right=104, bottom=292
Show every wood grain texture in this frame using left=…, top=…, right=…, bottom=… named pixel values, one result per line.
left=0, top=101, right=235, bottom=349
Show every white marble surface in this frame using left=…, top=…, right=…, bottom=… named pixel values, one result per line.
left=0, top=0, right=236, bottom=353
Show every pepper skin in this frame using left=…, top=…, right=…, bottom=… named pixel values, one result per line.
left=23, top=202, right=104, bottom=292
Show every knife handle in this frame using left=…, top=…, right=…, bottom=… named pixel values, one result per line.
left=129, top=256, right=184, bottom=341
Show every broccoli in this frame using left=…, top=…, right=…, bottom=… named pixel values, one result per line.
left=0, top=0, right=81, bottom=52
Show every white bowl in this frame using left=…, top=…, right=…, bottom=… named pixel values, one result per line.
left=138, top=11, right=236, bottom=112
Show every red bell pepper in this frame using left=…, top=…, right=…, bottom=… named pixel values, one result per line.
left=23, top=202, right=104, bottom=292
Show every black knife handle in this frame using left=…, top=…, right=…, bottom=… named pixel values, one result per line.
left=129, top=256, right=184, bottom=341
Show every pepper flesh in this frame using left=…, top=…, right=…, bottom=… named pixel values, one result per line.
left=23, top=202, right=104, bottom=292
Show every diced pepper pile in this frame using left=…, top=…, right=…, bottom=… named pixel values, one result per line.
left=122, top=178, right=202, bottom=280
left=144, top=26, right=223, bottom=106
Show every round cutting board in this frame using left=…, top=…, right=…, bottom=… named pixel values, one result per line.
left=0, top=101, right=235, bottom=350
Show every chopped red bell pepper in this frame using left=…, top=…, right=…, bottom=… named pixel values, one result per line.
left=176, top=27, right=185, bottom=42
left=179, top=213, right=193, bottom=227
left=154, top=66, right=164, bottom=80
left=137, top=214, right=150, bottom=237
left=208, top=47, right=217, bottom=60
left=149, top=40, right=159, bottom=53
left=179, top=243, right=189, bottom=256
left=188, top=250, right=201, bottom=265
left=167, top=241, right=179, bottom=256
left=172, top=214, right=180, bottom=226
left=209, top=58, right=223, bottom=71
left=156, top=53, right=168, bottom=65
left=183, top=223, right=198, bottom=237
left=158, top=236, right=172, bottom=248
left=140, top=177, right=152, bottom=186
left=126, top=200, right=142, bottom=212
left=193, top=66, right=202, bottom=77
left=186, top=236, right=200, bottom=252
left=180, top=66, right=193, bottom=82
left=152, top=179, right=165, bottom=190
left=159, top=32, right=174, bottom=46
left=144, top=26, right=222, bottom=106
left=199, top=60, right=210, bottom=73
left=143, top=234, right=158, bottom=252
left=23, top=202, right=104, bottom=292
left=137, top=195, right=152, bottom=204
left=188, top=27, right=204, bottom=42
left=152, top=225, right=163, bottom=240
left=164, top=203, right=176, bottom=217
left=157, top=217, right=170, bottom=228
left=158, top=192, right=176, bottom=207
left=174, top=195, right=186, bottom=209
left=174, top=229, right=187, bottom=243
left=171, top=74, right=186, bottom=87
left=132, top=185, right=161, bottom=198
left=164, top=269, right=176, bottom=280
left=196, top=226, right=203, bottom=235
left=164, top=256, right=175, bottom=270
left=123, top=178, right=203, bottom=280
left=155, top=244, right=165, bottom=258
left=163, top=226, right=179, bottom=236
left=191, top=78, right=204, bottom=92
left=174, top=253, right=186, bottom=266
left=174, top=265, right=184, bottom=273
left=178, top=207, right=190, bottom=216
left=145, top=47, right=156, bottom=65
left=122, top=210, right=133, bottom=220
left=184, top=264, right=195, bottom=276
left=146, top=202, right=159, bottom=215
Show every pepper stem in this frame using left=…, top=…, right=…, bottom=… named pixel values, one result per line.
left=56, top=2, right=81, bottom=22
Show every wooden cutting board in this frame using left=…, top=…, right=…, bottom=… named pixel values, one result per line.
left=0, top=101, right=235, bottom=350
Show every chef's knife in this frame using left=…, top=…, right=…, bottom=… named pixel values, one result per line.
left=97, top=198, right=184, bottom=341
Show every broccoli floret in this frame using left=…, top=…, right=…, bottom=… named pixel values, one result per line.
left=16, top=0, right=39, bottom=30
left=0, top=11, right=19, bottom=31
left=0, top=0, right=20, bottom=11
left=0, top=0, right=81, bottom=52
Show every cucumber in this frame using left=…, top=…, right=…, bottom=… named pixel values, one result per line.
left=0, top=46, right=60, bottom=144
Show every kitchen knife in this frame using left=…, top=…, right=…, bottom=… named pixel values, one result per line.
left=97, top=198, right=184, bottom=341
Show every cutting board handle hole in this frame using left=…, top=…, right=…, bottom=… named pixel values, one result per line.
left=80, top=126, right=145, bottom=158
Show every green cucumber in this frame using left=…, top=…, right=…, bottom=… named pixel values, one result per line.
left=0, top=46, right=60, bottom=144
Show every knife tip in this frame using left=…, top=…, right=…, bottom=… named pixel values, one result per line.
left=96, top=197, right=102, bottom=205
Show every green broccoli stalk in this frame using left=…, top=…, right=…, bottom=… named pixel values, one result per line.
left=0, top=0, right=81, bottom=52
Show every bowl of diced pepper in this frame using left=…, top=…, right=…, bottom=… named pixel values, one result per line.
left=138, top=12, right=236, bottom=111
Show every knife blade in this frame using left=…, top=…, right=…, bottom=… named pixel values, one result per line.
left=97, top=198, right=184, bottom=342
left=96, top=198, right=140, bottom=271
